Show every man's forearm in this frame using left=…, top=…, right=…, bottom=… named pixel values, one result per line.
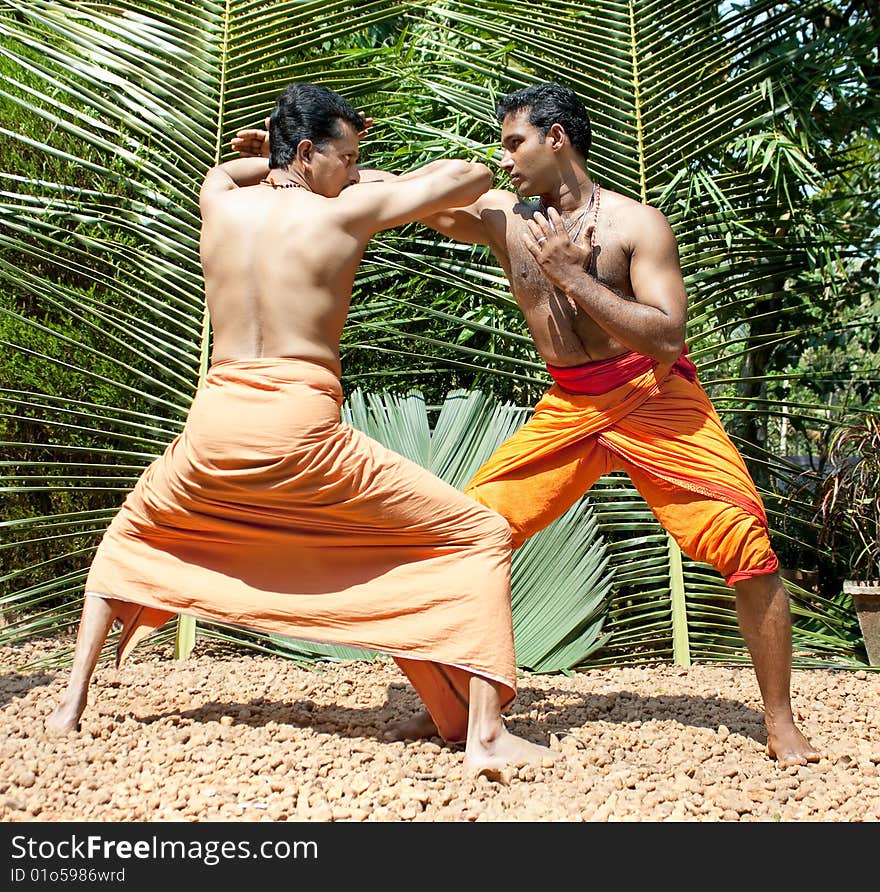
left=356, top=164, right=489, bottom=237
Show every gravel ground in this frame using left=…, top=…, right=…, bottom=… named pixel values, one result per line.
left=1, top=635, right=878, bottom=822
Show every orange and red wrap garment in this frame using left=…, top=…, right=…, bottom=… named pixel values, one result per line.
left=465, top=349, right=778, bottom=586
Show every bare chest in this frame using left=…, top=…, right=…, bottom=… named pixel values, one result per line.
left=501, top=212, right=633, bottom=309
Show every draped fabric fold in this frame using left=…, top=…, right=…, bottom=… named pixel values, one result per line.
left=86, top=358, right=517, bottom=742
left=466, top=351, right=778, bottom=585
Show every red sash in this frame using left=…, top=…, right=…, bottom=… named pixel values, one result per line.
left=547, top=347, right=698, bottom=395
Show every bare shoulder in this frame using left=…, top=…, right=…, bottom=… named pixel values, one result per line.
left=198, top=167, right=264, bottom=222
left=602, top=188, right=667, bottom=221
left=602, top=188, right=676, bottom=245
left=484, top=188, right=525, bottom=234
left=331, top=179, right=401, bottom=225
left=199, top=166, right=235, bottom=209
left=480, top=188, right=520, bottom=212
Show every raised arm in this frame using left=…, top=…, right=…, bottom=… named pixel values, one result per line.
left=230, top=121, right=499, bottom=243
left=230, top=120, right=502, bottom=245
left=337, top=159, right=493, bottom=238
left=199, top=158, right=270, bottom=210
left=415, top=189, right=510, bottom=245
left=352, top=169, right=505, bottom=245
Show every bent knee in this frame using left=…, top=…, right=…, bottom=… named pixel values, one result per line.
left=674, top=505, right=776, bottom=583
left=716, top=526, right=775, bottom=583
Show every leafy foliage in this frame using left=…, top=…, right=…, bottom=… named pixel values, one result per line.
left=817, top=413, right=880, bottom=580
left=1, top=1, right=875, bottom=669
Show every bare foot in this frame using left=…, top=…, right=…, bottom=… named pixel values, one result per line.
left=766, top=724, right=821, bottom=768
left=384, top=709, right=438, bottom=741
left=463, top=726, right=562, bottom=777
left=45, top=703, right=82, bottom=737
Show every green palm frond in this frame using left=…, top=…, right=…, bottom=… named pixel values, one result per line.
left=1, top=2, right=874, bottom=670
left=0, top=0, right=406, bottom=646
left=351, top=0, right=878, bottom=581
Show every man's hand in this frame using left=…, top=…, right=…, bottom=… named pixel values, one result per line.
left=230, top=116, right=270, bottom=158
left=524, top=207, right=594, bottom=290
left=356, top=111, right=373, bottom=137
left=230, top=111, right=373, bottom=159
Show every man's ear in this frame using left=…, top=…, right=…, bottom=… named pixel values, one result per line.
left=548, top=123, right=567, bottom=151
left=296, top=139, right=315, bottom=165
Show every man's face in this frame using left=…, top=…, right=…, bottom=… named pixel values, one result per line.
left=310, top=120, right=361, bottom=197
left=500, top=110, right=556, bottom=197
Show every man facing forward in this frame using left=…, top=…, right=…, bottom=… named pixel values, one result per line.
left=47, top=82, right=558, bottom=774
left=429, top=83, right=820, bottom=767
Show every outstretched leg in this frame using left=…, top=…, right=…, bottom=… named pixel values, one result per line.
left=734, top=573, right=821, bottom=768
left=46, top=594, right=119, bottom=735
left=462, top=674, right=560, bottom=774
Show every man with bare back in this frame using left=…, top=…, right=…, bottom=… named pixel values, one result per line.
left=46, top=82, right=557, bottom=775
left=235, top=81, right=820, bottom=768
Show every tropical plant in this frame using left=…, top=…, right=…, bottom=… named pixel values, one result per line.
left=816, top=414, right=880, bottom=582
left=0, top=1, right=875, bottom=669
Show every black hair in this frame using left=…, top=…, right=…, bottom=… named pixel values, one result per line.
left=268, top=82, right=363, bottom=169
left=496, top=82, right=592, bottom=160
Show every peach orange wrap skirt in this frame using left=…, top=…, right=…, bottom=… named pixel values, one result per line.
left=85, top=358, right=516, bottom=742
left=465, top=356, right=778, bottom=585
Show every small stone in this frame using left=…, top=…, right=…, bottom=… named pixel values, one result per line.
left=219, top=715, right=234, bottom=727
left=400, top=787, right=430, bottom=805
left=17, top=771, right=36, bottom=788
left=350, top=775, right=370, bottom=795
left=311, top=805, right=333, bottom=822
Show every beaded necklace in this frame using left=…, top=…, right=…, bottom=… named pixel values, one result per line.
left=261, top=175, right=305, bottom=189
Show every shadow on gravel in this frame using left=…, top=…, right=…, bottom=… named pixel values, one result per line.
left=134, top=681, right=767, bottom=747
left=0, top=671, right=60, bottom=708
left=507, top=685, right=767, bottom=745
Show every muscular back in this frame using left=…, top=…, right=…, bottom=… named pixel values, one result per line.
left=200, top=186, right=365, bottom=375
left=198, top=158, right=493, bottom=376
